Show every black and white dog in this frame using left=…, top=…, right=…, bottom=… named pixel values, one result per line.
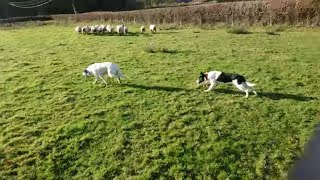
left=197, top=71, right=257, bottom=98
left=83, top=62, right=124, bottom=85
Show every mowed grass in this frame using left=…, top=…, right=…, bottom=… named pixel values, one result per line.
left=0, top=23, right=319, bottom=179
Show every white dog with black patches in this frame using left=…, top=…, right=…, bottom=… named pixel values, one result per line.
left=83, top=62, right=124, bottom=85
left=197, top=71, right=257, bottom=98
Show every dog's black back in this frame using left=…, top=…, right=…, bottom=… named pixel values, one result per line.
left=217, top=72, right=246, bottom=84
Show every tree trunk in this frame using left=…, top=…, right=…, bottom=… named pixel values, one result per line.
left=72, top=0, right=77, bottom=14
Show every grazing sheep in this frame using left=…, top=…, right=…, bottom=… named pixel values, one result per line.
left=95, top=25, right=100, bottom=33
left=124, top=26, right=128, bottom=34
left=81, top=26, right=90, bottom=34
left=75, top=26, right=82, bottom=33
left=140, top=26, right=145, bottom=33
left=78, top=24, right=126, bottom=35
left=90, top=25, right=98, bottom=34
left=100, top=25, right=107, bottom=33
left=106, top=25, right=113, bottom=33
left=97, top=25, right=106, bottom=34
left=88, top=26, right=93, bottom=33
left=150, top=24, right=156, bottom=33
left=116, top=25, right=125, bottom=35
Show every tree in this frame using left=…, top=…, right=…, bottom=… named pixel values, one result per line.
left=72, top=0, right=77, bottom=14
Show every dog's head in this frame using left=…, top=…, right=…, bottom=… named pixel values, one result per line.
left=196, top=72, right=207, bottom=84
left=82, top=69, right=91, bottom=77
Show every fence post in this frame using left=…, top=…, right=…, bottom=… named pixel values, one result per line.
left=231, top=10, right=234, bottom=26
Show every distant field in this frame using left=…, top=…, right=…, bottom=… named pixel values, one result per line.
left=0, top=24, right=319, bottom=179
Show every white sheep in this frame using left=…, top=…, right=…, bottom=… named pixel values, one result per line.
left=90, top=25, right=98, bottom=34
left=140, top=26, right=145, bottom=33
left=87, top=26, right=93, bottom=33
left=96, top=26, right=102, bottom=34
left=81, top=26, right=90, bottom=34
left=124, top=26, right=128, bottom=34
left=97, top=25, right=106, bottom=34
left=150, top=24, right=156, bottom=33
left=101, top=25, right=107, bottom=33
left=116, top=25, right=125, bottom=35
left=106, top=25, right=113, bottom=33
left=75, top=26, right=82, bottom=33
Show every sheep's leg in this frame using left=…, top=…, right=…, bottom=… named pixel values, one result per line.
left=98, top=75, right=108, bottom=85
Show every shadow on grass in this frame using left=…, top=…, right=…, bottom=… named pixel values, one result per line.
left=123, top=83, right=193, bottom=92
left=157, top=31, right=179, bottom=34
left=88, top=32, right=141, bottom=37
left=214, top=89, right=317, bottom=101
left=125, top=32, right=141, bottom=36
left=140, top=33, right=152, bottom=37
left=123, top=83, right=316, bottom=101
left=144, top=48, right=195, bottom=54
left=266, top=32, right=280, bottom=36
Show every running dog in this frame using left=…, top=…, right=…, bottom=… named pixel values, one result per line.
left=197, top=71, right=257, bottom=98
left=83, top=62, right=124, bottom=85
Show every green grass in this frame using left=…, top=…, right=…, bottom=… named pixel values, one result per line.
left=0, top=23, right=319, bottom=179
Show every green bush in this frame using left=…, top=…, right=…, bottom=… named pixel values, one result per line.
left=273, top=25, right=286, bottom=32
left=266, top=28, right=278, bottom=35
left=265, top=25, right=286, bottom=35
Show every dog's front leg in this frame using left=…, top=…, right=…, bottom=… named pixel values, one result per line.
left=245, top=91, right=249, bottom=98
left=98, top=75, right=108, bottom=86
left=93, top=76, right=98, bottom=84
left=205, top=80, right=216, bottom=92
left=253, top=90, right=258, bottom=96
left=202, top=80, right=210, bottom=88
left=117, top=77, right=121, bottom=84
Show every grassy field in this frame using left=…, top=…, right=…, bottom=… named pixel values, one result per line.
left=0, top=23, right=319, bottom=179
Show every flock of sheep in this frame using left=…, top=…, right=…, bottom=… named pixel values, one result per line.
left=75, top=24, right=157, bottom=35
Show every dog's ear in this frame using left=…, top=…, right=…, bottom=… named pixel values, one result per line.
left=200, top=72, right=204, bottom=76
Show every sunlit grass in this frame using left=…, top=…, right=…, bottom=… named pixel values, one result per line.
left=0, top=24, right=319, bottom=179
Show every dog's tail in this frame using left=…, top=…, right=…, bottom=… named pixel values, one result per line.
left=245, top=82, right=256, bottom=87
